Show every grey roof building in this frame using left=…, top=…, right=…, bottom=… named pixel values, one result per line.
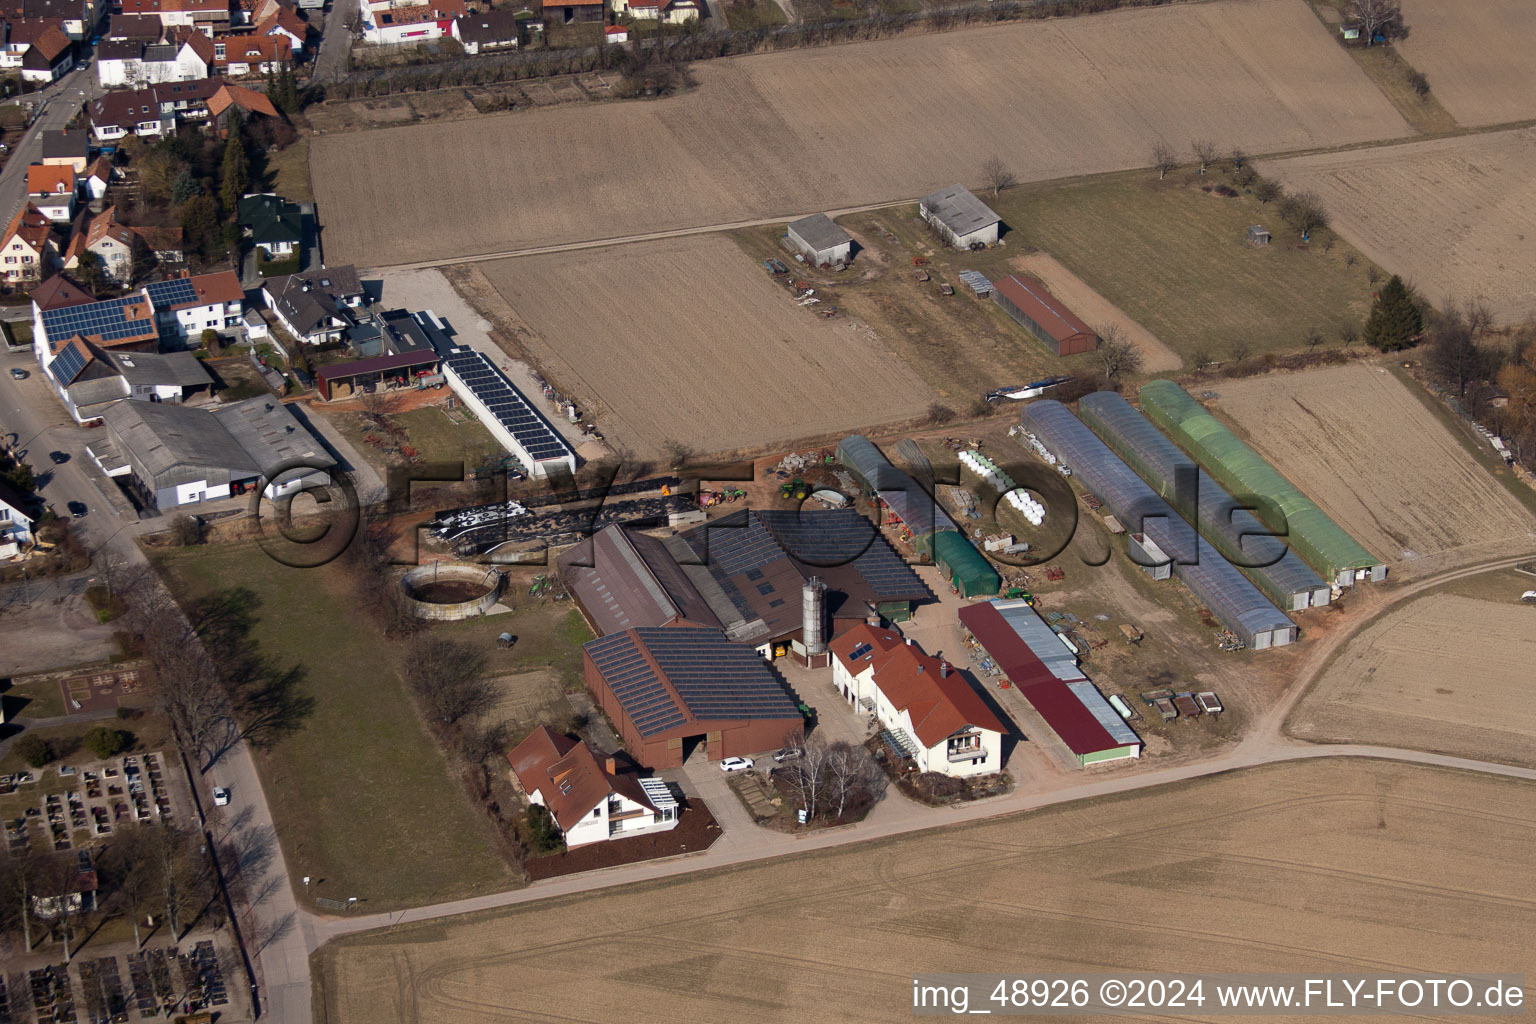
left=92, top=396, right=332, bottom=509
left=786, top=213, right=853, bottom=266
left=919, top=184, right=1000, bottom=248
left=40, top=128, right=89, bottom=163
left=237, top=193, right=304, bottom=257
left=262, top=265, right=365, bottom=343
left=43, top=336, right=212, bottom=423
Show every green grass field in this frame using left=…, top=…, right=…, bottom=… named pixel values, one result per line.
left=154, top=543, right=518, bottom=910
left=967, top=168, right=1385, bottom=364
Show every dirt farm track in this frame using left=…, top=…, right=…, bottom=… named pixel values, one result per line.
left=1263, top=130, right=1536, bottom=324
left=312, top=0, right=1408, bottom=267
left=313, top=760, right=1535, bottom=1023
left=1211, top=364, right=1536, bottom=577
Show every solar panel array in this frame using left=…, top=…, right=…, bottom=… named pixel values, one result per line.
left=693, top=512, right=786, bottom=577
left=443, top=350, right=571, bottom=465
left=47, top=341, right=88, bottom=386
left=42, top=295, right=158, bottom=345
left=759, top=509, right=926, bottom=600
left=143, top=277, right=199, bottom=309
left=584, top=632, right=686, bottom=737
left=639, top=628, right=800, bottom=723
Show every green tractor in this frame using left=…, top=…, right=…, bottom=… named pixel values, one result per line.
left=780, top=477, right=809, bottom=501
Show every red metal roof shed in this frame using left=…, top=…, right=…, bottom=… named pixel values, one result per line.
left=1016, top=678, right=1124, bottom=757
left=990, top=274, right=1099, bottom=356
left=957, top=601, right=1072, bottom=689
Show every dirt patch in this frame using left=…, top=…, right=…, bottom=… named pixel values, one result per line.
left=0, top=596, right=121, bottom=677
left=1396, top=0, right=1536, bottom=127
left=1212, top=364, right=1536, bottom=576
left=316, top=759, right=1536, bottom=1023
left=473, top=235, right=934, bottom=458
left=312, top=0, right=1408, bottom=266
left=1011, top=253, right=1180, bottom=372
left=1262, top=129, right=1536, bottom=324
left=1289, top=585, right=1536, bottom=767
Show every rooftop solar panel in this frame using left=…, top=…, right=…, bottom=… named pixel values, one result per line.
left=144, top=277, right=198, bottom=309
left=47, top=342, right=88, bottom=386
left=444, top=350, right=572, bottom=466
left=41, top=295, right=159, bottom=345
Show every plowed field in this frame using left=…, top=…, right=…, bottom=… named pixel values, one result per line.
left=1212, top=364, right=1536, bottom=576
left=1397, top=0, right=1536, bottom=126
left=476, top=235, right=934, bottom=457
left=1262, top=130, right=1536, bottom=324
left=315, top=759, right=1536, bottom=1023
left=314, top=0, right=1408, bottom=266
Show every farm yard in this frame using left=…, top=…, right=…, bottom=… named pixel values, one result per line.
left=472, top=235, right=934, bottom=458
left=1210, top=365, right=1536, bottom=577
left=314, top=760, right=1536, bottom=1023
left=1009, top=253, right=1180, bottom=372
left=1396, top=0, right=1536, bottom=127
left=1289, top=572, right=1536, bottom=768
left=1261, top=129, right=1536, bottom=324
left=312, top=0, right=1408, bottom=267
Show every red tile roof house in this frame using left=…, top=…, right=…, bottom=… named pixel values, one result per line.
left=507, top=726, right=679, bottom=848
left=211, top=30, right=289, bottom=76
left=358, top=0, right=464, bottom=43
left=27, top=163, right=77, bottom=222
left=830, top=624, right=1009, bottom=778
left=0, top=202, right=58, bottom=283
left=119, top=0, right=232, bottom=34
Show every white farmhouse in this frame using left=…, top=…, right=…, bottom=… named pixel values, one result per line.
left=507, top=726, right=679, bottom=848
left=0, top=478, right=36, bottom=558
left=830, top=624, right=1008, bottom=778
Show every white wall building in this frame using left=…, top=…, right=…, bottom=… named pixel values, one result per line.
left=507, top=726, right=679, bottom=848
left=0, top=480, right=36, bottom=558
left=919, top=184, right=1000, bottom=249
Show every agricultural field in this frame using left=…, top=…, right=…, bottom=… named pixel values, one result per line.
left=312, top=0, right=1408, bottom=266
left=474, top=235, right=934, bottom=458
left=1262, top=129, right=1536, bottom=324
left=1211, top=364, right=1536, bottom=576
left=314, top=759, right=1536, bottom=1023
left=1395, top=0, right=1536, bottom=127
left=1010, top=253, right=1180, bottom=372
left=1289, top=571, right=1536, bottom=767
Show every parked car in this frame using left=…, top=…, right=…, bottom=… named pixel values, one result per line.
left=49, top=451, right=68, bottom=464
left=9, top=367, right=25, bottom=380
left=212, top=786, right=231, bottom=806
left=718, top=756, right=754, bottom=773
left=67, top=501, right=87, bottom=518
left=773, top=747, right=802, bottom=763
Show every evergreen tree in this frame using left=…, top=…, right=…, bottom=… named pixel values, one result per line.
left=170, top=169, right=200, bottom=205
left=180, top=195, right=221, bottom=260
left=75, top=250, right=109, bottom=294
left=219, top=122, right=249, bottom=213
left=279, top=63, right=300, bottom=113
left=1363, top=275, right=1423, bottom=352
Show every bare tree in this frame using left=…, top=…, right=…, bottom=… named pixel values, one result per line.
left=1343, top=0, right=1403, bottom=45
left=1096, top=324, right=1144, bottom=382
left=825, top=742, right=885, bottom=819
left=1462, top=297, right=1494, bottom=337
left=781, top=736, right=830, bottom=821
left=1339, top=322, right=1360, bottom=347
left=101, top=826, right=161, bottom=949
left=1253, top=178, right=1283, bottom=205
left=1191, top=139, right=1218, bottom=175
left=1230, top=339, right=1253, bottom=366
left=980, top=155, right=1016, bottom=198
left=1280, top=189, right=1330, bottom=242
left=1188, top=344, right=1212, bottom=372
left=1405, top=68, right=1429, bottom=97
left=1427, top=306, right=1493, bottom=399
left=1150, top=141, right=1178, bottom=180
left=357, top=386, right=401, bottom=429
left=402, top=636, right=496, bottom=726
left=1305, top=326, right=1324, bottom=351
left=0, top=849, right=42, bottom=953
left=658, top=439, right=694, bottom=469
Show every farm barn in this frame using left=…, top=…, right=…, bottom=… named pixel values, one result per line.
left=1020, top=401, right=1297, bottom=650
left=958, top=598, right=1141, bottom=766
left=989, top=274, right=1100, bottom=356
left=786, top=213, right=853, bottom=267
left=836, top=434, right=999, bottom=598
left=1078, top=391, right=1331, bottom=610
left=1138, top=380, right=1385, bottom=586
left=316, top=351, right=440, bottom=401
left=440, top=348, right=575, bottom=480
left=919, top=185, right=1000, bottom=248
left=582, top=625, right=804, bottom=768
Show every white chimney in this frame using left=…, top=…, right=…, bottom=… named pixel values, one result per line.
left=940, top=661, right=949, bottom=678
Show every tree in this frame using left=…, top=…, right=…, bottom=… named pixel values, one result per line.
left=1230, top=147, right=1246, bottom=172
left=82, top=725, right=131, bottom=759
left=1362, top=275, right=1423, bottom=351
left=181, top=195, right=221, bottom=260
left=1462, top=297, right=1494, bottom=337
left=1191, top=139, right=1218, bottom=174
left=1426, top=308, right=1491, bottom=399
left=1339, top=322, right=1360, bottom=347
left=659, top=439, right=694, bottom=469
left=170, top=514, right=205, bottom=546
left=1230, top=339, right=1253, bottom=366
left=1343, top=0, right=1403, bottom=45
left=1188, top=344, right=1212, bottom=371
left=1304, top=326, right=1324, bottom=352
left=219, top=125, right=249, bottom=213
left=980, top=155, right=1016, bottom=198
left=401, top=636, right=495, bottom=725
left=75, top=250, right=108, bottom=294
left=522, top=803, right=563, bottom=854
left=169, top=169, right=201, bottom=206
left=824, top=741, right=884, bottom=820
left=1096, top=324, right=1144, bottom=382
left=1280, top=189, right=1329, bottom=241
left=1253, top=178, right=1283, bottom=205
left=781, top=736, right=831, bottom=821
left=137, top=149, right=185, bottom=204
left=1150, top=141, right=1178, bottom=180
left=16, top=734, right=53, bottom=768
left=1405, top=68, right=1429, bottom=97
left=0, top=849, right=42, bottom=952
left=99, top=827, right=159, bottom=949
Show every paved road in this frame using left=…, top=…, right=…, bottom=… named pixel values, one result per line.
left=311, top=0, right=358, bottom=84
left=0, top=66, right=104, bottom=221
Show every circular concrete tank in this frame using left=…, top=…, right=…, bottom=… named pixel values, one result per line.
left=401, top=563, right=503, bottom=620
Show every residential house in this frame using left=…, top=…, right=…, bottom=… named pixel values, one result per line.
left=450, top=8, right=520, bottom=53
left=211, top=30, right=288, bottom=76
left=830, top=624, right=1008, bottom=778
left=95, top=32, right=211, bottom=87
left=205, top=81, right=280, bottom=132
left=236, top=192, right=302, bottom=259
left=133, top=224, right=184, bottom=266
left=543, top=0, right=600, bottom=23
left=105, top=12, right=164, bottom=39
left=87, top=77, right=225, bottom=141
left=1, top=202, right=58, bottom=284
left=42, top=333, right=213, bottom=423
left=359, top=0, right=464, bottom=43
left=252, top=1, right=305, bottom=52
left=119, top=0, right=231, bottom=35
left=146, top=271, right=246, bottom=341
left=82, top=154, right=114, bottom=200
left=611, top=0, right=697, bottom=23
left=506, top=726, right=679, bottom=848
left=89, top=396, right=333, bottom=508
left=32, top=292, right=162, bottom=366
left=0, top=477, right=36, bottom=558
left=28, top=273, right=93, bottom=312
left=27, top=163, right=77, bottom=222
left=262, top=265, right=365, bottom=344
left=39, top=129, right=88, bottom=173
left=18, top=21, right=72, bottom=81
left=64, top=206, right=143, bottom=285
left=0, top=0, right=105, bottom=39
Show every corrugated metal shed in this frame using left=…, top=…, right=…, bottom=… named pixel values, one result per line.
left=1065, top=680, right=1141, bottom=748
left=1079, top=391, right=1329, bottom=610
left=927, top=530, right=1000, bottom=597
left=1019, top=401, right=1296, bottom=650
left=1138, top=380, right=1382, bottom=584
left=919, top=185, right=999, bottom=236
